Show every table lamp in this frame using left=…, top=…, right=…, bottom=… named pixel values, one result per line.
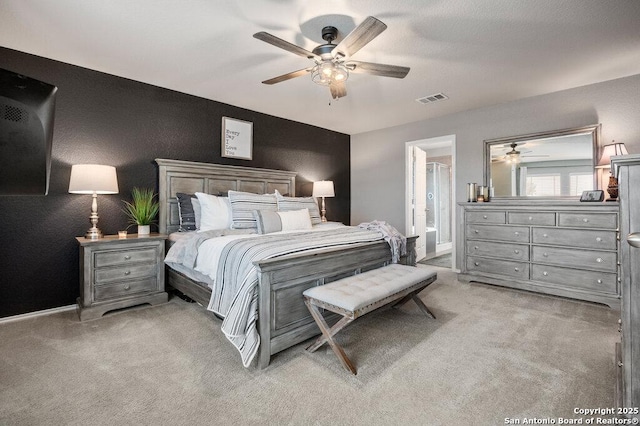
left=313, top=180, right=335, bottom=222
left=596, top=141, right=628, bottom=201
left=69, top=164, right=119, bottom=238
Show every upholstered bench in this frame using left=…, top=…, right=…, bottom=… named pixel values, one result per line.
left=303, top=264, right=437, bottom=374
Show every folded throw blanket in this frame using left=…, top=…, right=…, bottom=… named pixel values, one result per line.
left=357, top=220, right=406, bottom=263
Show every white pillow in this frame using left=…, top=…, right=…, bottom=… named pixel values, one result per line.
left=195, top=192, right=231, bottom=232
left=278, top=208, right=312, bottom=231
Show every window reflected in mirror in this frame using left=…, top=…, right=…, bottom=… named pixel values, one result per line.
left=484, top=125, right=600, bottom=198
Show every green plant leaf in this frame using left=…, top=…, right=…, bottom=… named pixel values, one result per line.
left=121, top=187, right=159, bottom=226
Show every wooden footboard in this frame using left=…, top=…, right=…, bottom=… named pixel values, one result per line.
left=165, top=236, right=416, bottom=368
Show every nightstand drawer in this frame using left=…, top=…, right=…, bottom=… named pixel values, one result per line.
left=94, top=247, right=157, bottom=268
left=95, top=263, right=157, bottom=284
left=94, top=278, right=157, bottom=301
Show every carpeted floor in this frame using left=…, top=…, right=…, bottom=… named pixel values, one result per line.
left=419, top=253, right=452, bottom=268
left=0, top=268, right=619, bottom=425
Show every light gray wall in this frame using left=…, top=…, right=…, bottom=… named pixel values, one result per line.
left=351, top=74, right=640, bottom=229
left=351, top=74, right=640, bottom=267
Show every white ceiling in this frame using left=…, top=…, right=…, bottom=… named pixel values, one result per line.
left=1, top=0, right=640, bottom=135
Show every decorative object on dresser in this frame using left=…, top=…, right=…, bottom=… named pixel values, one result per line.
left=580, top=190, right=604, bottom=202
left=76, top=233, right=168, bottom=321
left=68, top=164, right=119, bottom=239
left=121, top=187, right=159, bottom=235
left=458, top=200, right=620, bottom=308
left=610, top=154, right=640, bottom=411
left=596, top=141, right=629, bottom=202
left=312, top=180, right=334, bottom=222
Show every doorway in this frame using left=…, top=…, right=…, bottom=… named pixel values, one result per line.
left=405, top=135, right=456, bottom=269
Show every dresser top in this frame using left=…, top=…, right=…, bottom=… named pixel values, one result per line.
left=459, top=200, right=619, bottom=212
left=76, top=233, right=168, bottom=246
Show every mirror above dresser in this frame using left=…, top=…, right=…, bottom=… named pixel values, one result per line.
left=484, top=124, right=601, bottom=198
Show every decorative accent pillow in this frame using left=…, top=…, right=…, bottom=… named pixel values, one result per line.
left=191, top=197, right=201, bottom=230
left=275, top=190, right=321, bottom=224
left=228, top=190, right=277, bottom=229
left=195, top=192, right=231, bottom=232
left=279, top=208, right=313, bottom=231
left=176, top=193, right=197, bottom=231
left=253, top=210, right=282, bottom=234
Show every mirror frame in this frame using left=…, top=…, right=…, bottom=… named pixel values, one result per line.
left=483, top=124, right=601, bottom=199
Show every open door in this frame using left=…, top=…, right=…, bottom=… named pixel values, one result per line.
left=414, top=147, right=427, bottom=261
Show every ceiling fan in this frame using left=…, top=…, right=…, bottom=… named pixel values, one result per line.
left=493, top=143, right=550, bottom=164
left=253, top=16, right=410, bottom=99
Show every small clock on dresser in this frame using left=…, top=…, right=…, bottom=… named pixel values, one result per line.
left=76, top=233, right=168, bottom=321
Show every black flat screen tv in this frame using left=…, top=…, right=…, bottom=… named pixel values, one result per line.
left=0, top=68, right=57, bottom=195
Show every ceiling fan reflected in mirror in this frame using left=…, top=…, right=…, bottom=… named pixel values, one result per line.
left=494, top=143, right=550, bottom=164
left=253, top=16, right=410, bottom=99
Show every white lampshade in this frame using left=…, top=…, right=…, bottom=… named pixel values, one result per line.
left=312, top=180, right=335, bottom=198
left=69, top=164, right=119, bottom=194
left=596, top=142, right=628, bottom=168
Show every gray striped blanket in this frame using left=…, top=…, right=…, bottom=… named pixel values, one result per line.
left=207, top=226, right=384, bottom=367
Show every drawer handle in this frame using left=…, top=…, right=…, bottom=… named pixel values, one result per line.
left=124, top=255, right=131, bottom=260
left=597, top=279, right=603, bottom=284
left=628, top=233, right=640, bottom=248
left=474, top=246, right=479, bottom=250
left=596, top=258, right=602, bottom=263
left=596, top=237, right=602, bottom=242
left=474, top=230, right=479, bottom=234
left=543, top=233, right=548, bottom=238
left=543, top=252, right=548, bottom=257
left=543, top=271, right=548, bottom=276
left=474, top=262, right=479, bottom=266
left=514, top=267, right=519, bottom=272
left=124, top=270, right=131, bottom=275
left=583, top=218, right=589, bottom=223
left=514, top=250, right=520, bottom=254
left=514, top=231, right=519, bottom=236
left=528, top=216, right=533, bottom=221
left=124, top=284, right=130, bottom=290
left=483, top=215, right=488, bottom=219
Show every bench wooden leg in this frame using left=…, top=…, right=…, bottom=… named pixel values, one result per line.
left=392, top=289, right=436, bottom=319
left=304, top=299, right=357, bottom=375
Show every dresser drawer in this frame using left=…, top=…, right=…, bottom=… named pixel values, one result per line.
left=94, top=247, right=157, bottom=268
left=466, top=256, right=529, bottom=279
left=467, top=241, right=529, bottom=261
left=531, top=246, right=616, bottom=272
left=531, top=264, right=617, bottom=294
left=508, top=212, right=556, bottom=226
left=466, top=211, right=506, bottom=224
left=466, top=224, right=530, bottom=243
left=532, top=227, right=617, bottom=250
left=95, top=263, right=157, bottom=284
left=558, top=212, right=617, bottom=229
left=94, top=278, right=158, bottom=301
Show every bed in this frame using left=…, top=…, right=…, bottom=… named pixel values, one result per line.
left=156, top=158, right=417, bottom=368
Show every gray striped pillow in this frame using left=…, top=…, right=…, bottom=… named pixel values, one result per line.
left=228, top=190, right=277, bottom=229
left=275, top=191, right=321, bottom=224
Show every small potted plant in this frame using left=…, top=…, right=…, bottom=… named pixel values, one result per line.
left=122, top=187, right=159, bottom=235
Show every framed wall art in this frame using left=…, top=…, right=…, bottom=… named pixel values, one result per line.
left=222, top=116, right=253, bottom=160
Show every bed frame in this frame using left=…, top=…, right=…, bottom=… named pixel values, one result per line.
left=156, top=158, right=417, bottom=368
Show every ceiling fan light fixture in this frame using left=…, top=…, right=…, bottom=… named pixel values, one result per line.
left=311, top=62, right=349, bottom=86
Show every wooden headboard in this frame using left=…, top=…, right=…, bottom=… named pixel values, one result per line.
left=155, top=159, right=297, bottom=234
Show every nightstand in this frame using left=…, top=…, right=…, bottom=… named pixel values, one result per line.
left=76, top=233, right=168, bottom=321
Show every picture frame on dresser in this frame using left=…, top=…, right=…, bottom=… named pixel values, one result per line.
left=580, top=190, right=604, bottom=202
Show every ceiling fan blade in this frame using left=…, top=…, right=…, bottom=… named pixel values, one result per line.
left=329, top=82, right=347, bottom=99
left=333, top=16, right=387, bottom=58
left=347, top=61, right=410, bottom=78
left=253, top=32, right=320, bottom=61
left=261, top=68, right=313, bottom=85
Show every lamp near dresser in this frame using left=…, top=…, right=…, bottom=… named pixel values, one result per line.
left=313, top=180, right=334, bottom=222
left=69, top=164, right=119, bottom=239
left=596, top=141, right=628, bottom=201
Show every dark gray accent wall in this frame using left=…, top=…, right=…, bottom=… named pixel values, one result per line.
left=0, top=47, right=350, bottom=318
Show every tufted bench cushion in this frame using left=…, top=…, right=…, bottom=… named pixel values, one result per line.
left=303, top=264, right=437, bottom=317
left=303, top=264, right=437, bottom=374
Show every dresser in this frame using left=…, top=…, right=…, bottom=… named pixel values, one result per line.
left=612, top=154, right=640, bottom=410
left=77, top=233, right=168, bottom=321
left=458, top=201, right=620, bottom=308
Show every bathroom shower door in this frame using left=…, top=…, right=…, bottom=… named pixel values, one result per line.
left=426, top=162, right=452, bottom=246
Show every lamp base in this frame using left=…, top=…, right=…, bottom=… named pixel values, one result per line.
left=85, top=227, right=103, bottom=239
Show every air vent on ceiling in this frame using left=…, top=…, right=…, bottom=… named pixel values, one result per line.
left=416, top=93, right=449, bottom=104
